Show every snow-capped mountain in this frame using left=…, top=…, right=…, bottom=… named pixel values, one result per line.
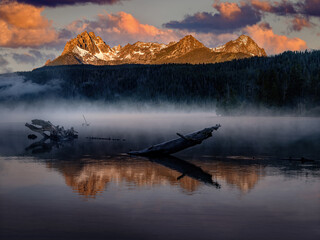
left=45, top=31, right=267, bottom=66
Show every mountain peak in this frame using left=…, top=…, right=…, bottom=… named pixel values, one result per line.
left=64, top=31, right=113, bottom=56
left=237, top=35, right=250, bottom=44
left=88, top=31, right=96, bottom=38
left=77, top=31, right=96, bottom=38
left=213, top=35, right=267, bottom=57
left=112, top=44, right=122, bottom=52
left=62, top=31, right=99, bottom=55
left=46, top=32, right=266, bottom=67
left=181, top=35, right=196, bottom=40
left=178, top=35, right=203, bottom=46
left=172, top=34, right=205, bottom=53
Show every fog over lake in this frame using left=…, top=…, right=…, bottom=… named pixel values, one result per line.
left=0, top=106, right=319, bottom=240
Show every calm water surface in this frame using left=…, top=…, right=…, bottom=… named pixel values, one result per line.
left=0, top=113, right=319, bottom=240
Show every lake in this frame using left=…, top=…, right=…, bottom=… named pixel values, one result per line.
left=0, top=113, right=319, bottom=240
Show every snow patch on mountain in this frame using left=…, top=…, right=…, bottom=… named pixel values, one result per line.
left=73, top=46, right=90, bottom=57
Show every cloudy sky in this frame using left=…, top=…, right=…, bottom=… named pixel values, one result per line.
left=0, top=0, right=319, bottom=73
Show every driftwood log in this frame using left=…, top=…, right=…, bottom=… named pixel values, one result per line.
left=25, top=138, right=59, bottom=154
left=129, top=124, right=221, bottom=156
left=25, top=119, right=78, bottom=141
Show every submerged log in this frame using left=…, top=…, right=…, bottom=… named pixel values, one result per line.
left=129, top=124, right=221, bottom=156
left=25, top=119, right=78, bottom=141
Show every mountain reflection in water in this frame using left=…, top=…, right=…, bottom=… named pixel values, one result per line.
left=19, top=126, right=266, bottom=197
left=0, top=115, right=320, bottom=240
left=212, top=162, right=265, bottom=193
left=45, top=156, right=218, bottom=197
left=40, top=155, right=269, bottom=198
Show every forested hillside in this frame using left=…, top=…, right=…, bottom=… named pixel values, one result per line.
left=10, top=50, right=320, bottom=115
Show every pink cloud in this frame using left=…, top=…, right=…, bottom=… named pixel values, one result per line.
left=251, top=0, right=320, bottom=17
left=66, top=11, right=180, bottom=45
left=250, top=0, right=273, bottom=12
left=290, top=16, right=312, bottom=31
left=213, top=0, right=241, bottom=19
left=0, top=1, right=57, bottom=48
left=65, top=11, right=239, bottom=49
left=244, top=23, right=308, bottom=54
left=250, top=0, right=297, bottom=15
left=164, top=1, right=261, bottom=33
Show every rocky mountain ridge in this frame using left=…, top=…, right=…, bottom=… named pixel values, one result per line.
left=45, top=31, right=267, bottom=66
left=212, top=35, right=266, bottom=57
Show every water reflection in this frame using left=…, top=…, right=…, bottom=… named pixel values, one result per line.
left=17, top=137, right=320, bottom=198
left=148, top=156, right=220, bottom=188
left=39, top=154, right=276, bottom=198
left=25, top=138, right=64, bottom=154
left=1, top=116, right=320, bottom=240
left=1, top=116, right=319, bottom=198
left=45, top=155, right=220, bottom=198
left=209, top=162, right=265, bottom=193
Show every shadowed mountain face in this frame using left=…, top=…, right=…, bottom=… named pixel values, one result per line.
left=45, top=31, right=267, bottom=66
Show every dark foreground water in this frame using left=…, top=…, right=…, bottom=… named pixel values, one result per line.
left=0, top=113, right=319, bottom=240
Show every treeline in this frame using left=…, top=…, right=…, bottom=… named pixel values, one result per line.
left=19, top=50, right=320, bottom=115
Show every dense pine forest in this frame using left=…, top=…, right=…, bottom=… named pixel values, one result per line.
left=2, top=50, right=320, bottom=115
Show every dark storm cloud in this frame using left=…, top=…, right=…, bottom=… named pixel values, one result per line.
left=12, top=0, right=123, bottom=7
left=251, top=0, right=320, bottom=17
left=250, top=0, right=297, bottom=15
left=250, top=0, right=319, bottom=31
left=299, top=0, right=320, bottom=17
left=164, top=0, right=320, bottom=34
left=164, top=3, right=261, bottom=33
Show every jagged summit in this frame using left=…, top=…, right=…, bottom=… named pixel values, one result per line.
left=60, top=31, right=117, bottom=64
left=46, top=32, right=266, bottom=66
left=173, top=35, right=205, bottom=52
left=212, top=35, right=267, bottom=57
left=62, top=31, right=110, bottom=55
left=178, top=35, right=204, bottom=46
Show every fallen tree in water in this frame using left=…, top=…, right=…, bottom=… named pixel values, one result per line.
left=25, top=119, right=78, bottom=141
left=129, top=124, right=221, bottom=156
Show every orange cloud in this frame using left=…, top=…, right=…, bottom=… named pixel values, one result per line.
left=106, top=12, right=171, bottom=36
left=244, top=23, right=307, bottom=54
left=0, top=1, right=57, bottom=48
left=291, top=17, right=312, bottom=31
left=250, top=0, right=273, bottom=12
left=66, top=11, right=240, bottom=49
left=250, top=0, right=297, bottom=15
left=66, top=11, right=179, bottom=45
left=213, top=0, right=241, bottom=19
